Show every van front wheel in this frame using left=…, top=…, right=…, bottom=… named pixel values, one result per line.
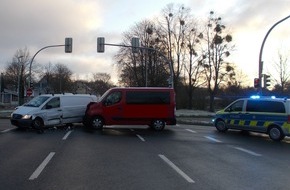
left=151, top=120, right=165, bottom=131
left=91, top=117, right=104, bottom=130
left=33, top=118, right=44, bottom=134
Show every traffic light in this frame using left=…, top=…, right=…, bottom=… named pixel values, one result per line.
left=254, top=78, right=260, bottom=88
left=97, top=37, right=105, bottom=53
left=131, top=37, right=140, bottom=53
left=264, top=74, right=271, bottom=88
left=65, top=38, right=73, bottom=53
left=30, top=82, right=34, bottom=89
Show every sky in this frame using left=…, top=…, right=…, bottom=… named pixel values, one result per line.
left=0, top=0, right=290, bottom=86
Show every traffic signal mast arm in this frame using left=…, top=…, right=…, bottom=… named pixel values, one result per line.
left=97, top=37, right=174, bottom=88
left=29, top=38, right=73, bottom=88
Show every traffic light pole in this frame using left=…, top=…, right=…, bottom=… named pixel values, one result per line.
left=29, top=45, right=64, bottom=88
left=28, top=37, right=72, bottom=88
left=98, top=40, right=174, bottom=88
left=258, top=14, right=290, bottom=94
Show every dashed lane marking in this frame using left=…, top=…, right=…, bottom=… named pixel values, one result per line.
left=62, top=130, right=73, bottom=140
left=185, top=129, right=197, bottom=133
left=1, top=128, right=15, bottom=133
left=159, top=154, right=195, bottom=183
left=136, top=134, right=145, bottom=142
left=230, top=146, right=262, bottom=157
left=205, top=136, right=222, bottom=143
left=29, top=152, right=55, bottom=180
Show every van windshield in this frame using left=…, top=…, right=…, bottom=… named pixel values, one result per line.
left=99, top=90, right=111, bottom=102
left=24, top=96, right=50, bottom=107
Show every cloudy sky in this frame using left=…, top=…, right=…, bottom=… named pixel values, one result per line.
left=0, top=0, right=289, bottom=85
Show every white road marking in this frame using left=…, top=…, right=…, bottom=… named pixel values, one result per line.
left=136, top=134, right=145, bottom=142
left=231, top=146, right=262, bottom=157
left=158, top=154, right=195, bottom=183
left=205, top=136, right=222, bottom=143
left=1, top=128, right=15, bottom=133
left=130, top=129, right=135, bottom=132
left=185, top=129, right=196, bottom=133
left=29, top=152, right=55, bottom=180
left=62, top=130, right=73, bottom=140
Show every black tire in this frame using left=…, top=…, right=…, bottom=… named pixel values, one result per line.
left=151, top=120, right=165, bottom=131
left=91, top=116, right=104, bottom=130
left=215, top=120, right=228, bottom=132
left=268, top=126, right=285, bottom=141
left=33, top=118, right=44, bottom=134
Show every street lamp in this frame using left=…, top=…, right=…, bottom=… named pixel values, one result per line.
left=17, top=56, right=24, bottom=105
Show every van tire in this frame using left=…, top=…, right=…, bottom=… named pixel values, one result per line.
left=268, top=126, right=285, bottom=141
left=215, top=120, right=228, bottom=132
left=151, top=120, right=165, bottom=131
left=91, top=116, right=104, bottom=130
left=33, top=118, right=44, bottom=134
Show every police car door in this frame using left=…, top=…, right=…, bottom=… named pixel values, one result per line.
left=226, top=99, right=246, bottom=129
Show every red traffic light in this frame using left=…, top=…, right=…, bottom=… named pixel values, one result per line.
left=254, top=78, right=260, bottom=88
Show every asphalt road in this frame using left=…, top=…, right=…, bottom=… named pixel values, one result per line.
left=1, top=119, right=290, bottom=190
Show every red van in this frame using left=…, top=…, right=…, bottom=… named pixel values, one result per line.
left=83, top=87, right=176, bottom=131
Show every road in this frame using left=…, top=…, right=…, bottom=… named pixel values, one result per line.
left=1, top=119, right=290, bottom=190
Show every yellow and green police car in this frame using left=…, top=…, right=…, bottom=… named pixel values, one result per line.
left=213, top=96, right=290, bottom=141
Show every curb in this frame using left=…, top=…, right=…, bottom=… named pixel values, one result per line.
left=177, top=119, right=213, bottom=126
left=0, top=111, right=12, bottom=119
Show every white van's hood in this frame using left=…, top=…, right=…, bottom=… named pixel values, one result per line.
left=13, top=106, right=39, bottom=115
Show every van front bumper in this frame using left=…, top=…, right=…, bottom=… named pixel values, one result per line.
left=10, top=118, right=33, bottom=128
left=10, top=114, right=33, bottom=128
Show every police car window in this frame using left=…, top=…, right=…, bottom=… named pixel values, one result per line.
left=227, top=100, right=243, bottom=112
left=246, top=100, right=285, bottom=113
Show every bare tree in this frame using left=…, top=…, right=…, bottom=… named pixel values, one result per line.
left=115, top=20, right=169, bottom=87
left=88, top=72, right=113, bottom=95
left=92, top=72, right=111, bottom=84
left=182, top=20, right=207, bottom=109
left=4, top=48, right=30, bottom=91
left=272, top=50, right=290, bottom=92
left=157, top=3, right=191, bottom=88
left=40, top=63, right=73, bottom=93
left=201, top=11, right=235, bottom=111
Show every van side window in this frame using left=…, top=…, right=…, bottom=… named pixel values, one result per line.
left=226, top=100, right=243, bottom=112
left=104, top=91, right=122, bottom=106
left=45, top=97, right=60, bottom=109
left=126, top=91, right=170, bottom=104
left=246, top=100, right=285, bottom=113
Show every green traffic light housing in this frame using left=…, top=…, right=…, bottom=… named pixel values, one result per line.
left=263, top=74, right=271, bottom=88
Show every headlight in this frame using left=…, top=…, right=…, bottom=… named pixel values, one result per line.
left=22, top=115, right=32, bottom=119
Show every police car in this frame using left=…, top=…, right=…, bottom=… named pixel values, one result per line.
left=213, top=96, right=290, bottom=141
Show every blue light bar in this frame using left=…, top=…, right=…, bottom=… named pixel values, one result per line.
left=250, top=95, right=260, bottom=99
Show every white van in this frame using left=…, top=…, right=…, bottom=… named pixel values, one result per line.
left=10, top=94, right=97, bottom=131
